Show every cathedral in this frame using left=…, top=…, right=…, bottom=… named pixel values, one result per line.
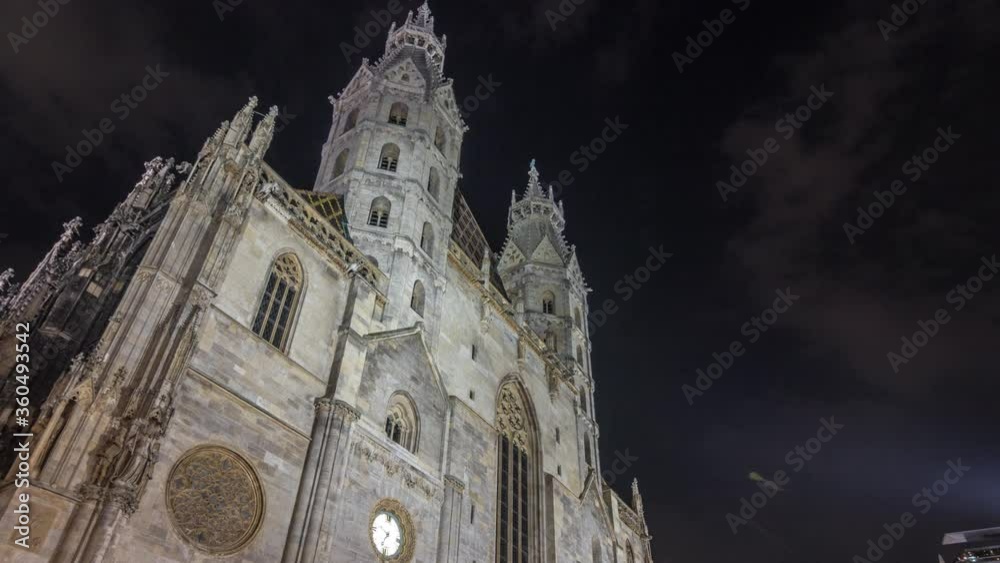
left=0, top=3, right=652, bottom=562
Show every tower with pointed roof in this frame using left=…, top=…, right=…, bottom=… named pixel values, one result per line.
left=314, top=1, right=466, bottom=335
left=498, top=160, right=600, bottom=474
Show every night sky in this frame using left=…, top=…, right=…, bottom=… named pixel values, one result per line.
left=2, top=0, right=999, bottom=561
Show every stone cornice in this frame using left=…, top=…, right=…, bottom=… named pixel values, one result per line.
left=443, top=474, right=465, bottom=493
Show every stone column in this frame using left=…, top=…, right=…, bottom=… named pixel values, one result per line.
left=436, top=475, right=465, bottom=563
left=281, top=397, right=334, bottom=563
left=51, top=498, right=98, bottom=563
left=286, top=399, right=359, bottom=563
left=76, top=488, right=130, bottom=563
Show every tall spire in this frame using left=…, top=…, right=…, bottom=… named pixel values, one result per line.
left=249, top=106, right=279, bottom=158
left=523, top=159, right=546, bottom=199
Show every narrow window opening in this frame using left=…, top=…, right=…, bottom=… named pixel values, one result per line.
left=379, top=143, right=400, bottom=172
left=388, top=102, right=409, bottom=126
left=367, top=197, right=391, bottom=228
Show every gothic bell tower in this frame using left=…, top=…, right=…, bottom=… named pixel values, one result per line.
left=315, top=1, right=467, bottom=332
left=497, top=161, right=600, bottom=474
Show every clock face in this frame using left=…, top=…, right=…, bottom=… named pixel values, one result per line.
left=371, top=510, right=403, bottom=559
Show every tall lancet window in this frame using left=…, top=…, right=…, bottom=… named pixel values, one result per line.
left=496, top=381, right=538, bottom=563
left=427, top=167, right=440, bottom=200
left=251, top=253, right=303, bottom=351
left=541, top=291, right=555, bottom=314
left=343, top=108, right=359, bottom=133
left=434, top=126, right=447, bottom=153
left=410, top=280, right=426, bottom=316
left=333, top=148, right=350, bottom=177
left=420, top=222, right=435, bottom=257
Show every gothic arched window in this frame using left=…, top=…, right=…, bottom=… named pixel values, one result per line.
left=626, top=542, right=636, bottom=563
left=410, top=280, right=425, bottom=316
left=388, top=102, right=409, bottom=126
left=542, top=291, right=555, bottom=315
left=420, top=222, right=435, bottom=257
left=343, top=108, right=359, bottom=133
left=333, top=148, right=350, bottom=177
left=251, top=253, right=303, bottom=351
left=434, top=126, right=447, bottom=153
left=574, top=307, right=582, bottom=328
left=427, top=167, right=440, bottom=200
left=576, top=345, right=583, bottom=364
left=496, top=381, right=539, bottom=563
left=379, top=143, right=400, bottom=172
left=384, top=393, right=419, bottom=452
left=368, top=197, right=391, bottom=228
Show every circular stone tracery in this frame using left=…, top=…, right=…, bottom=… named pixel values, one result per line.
left=165, top=445, right=264, bottom=555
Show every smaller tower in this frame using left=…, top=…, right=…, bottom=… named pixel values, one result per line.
left=498, top=161, right=590, bottom=370
left=498, top=161, right=598, bottom=474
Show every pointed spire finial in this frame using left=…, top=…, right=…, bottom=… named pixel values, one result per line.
left=226, top=96, right=259, bottom=145
left=524, top=159, right=544, bottom=198
left=416, top=1, right=434, bottom=29
left=250, top=105, right=279, bottom=157
left=631, top=478, right=645, bottom=516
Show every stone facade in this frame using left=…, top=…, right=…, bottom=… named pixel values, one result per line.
left=0, top=3, right=653, bottom=562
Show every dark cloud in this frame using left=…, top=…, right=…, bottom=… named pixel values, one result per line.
left=719, top=0, right=1000, bottom=396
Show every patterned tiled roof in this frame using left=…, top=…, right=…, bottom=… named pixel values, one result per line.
left=294, top=189, right=351, bottom=240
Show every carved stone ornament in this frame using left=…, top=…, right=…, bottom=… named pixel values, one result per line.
left=165, top=445, right=264, bottom=555
left=618, top=503, right=644, bottom=537
left=497, top=385, right=529, bottom=449
left=357, top=436, right=435, bottom=499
